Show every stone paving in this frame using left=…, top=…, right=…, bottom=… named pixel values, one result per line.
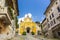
left=11, top=35, right=39, bottom=40
left=10, top=34, right=60, bottom=40
left=25, top=34, right=40, bottom=40
left=33, top=35, right=60, bottom=40
left=11, top=34, right=42, bottom=40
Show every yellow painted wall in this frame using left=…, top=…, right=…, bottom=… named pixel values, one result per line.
left=19, top=16, right=37, bottom=35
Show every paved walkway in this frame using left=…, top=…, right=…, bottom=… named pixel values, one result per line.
left=11, top=34, right=42, bottom=40
left=10, top=34, right=60, bottom=40
left=25, top=34, right=40, bottom=40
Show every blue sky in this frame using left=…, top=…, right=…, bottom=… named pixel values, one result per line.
left=18, top=0, right=50, bottom=22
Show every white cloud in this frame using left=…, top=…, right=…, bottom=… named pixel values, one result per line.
left=25, top=13, right=32, bottom=18
left=28, top=13, right=32, bottom=18
left=18, top=18, right=21, bottom=24
left=18, top=17, right=24, bottom=24
left=21, top=17, right=24, bottom=21
left=18, top=13, right=32, bottom=24
left=25, top=14, right=28, bottom=18
left=40, top=21, right=42, bottom=23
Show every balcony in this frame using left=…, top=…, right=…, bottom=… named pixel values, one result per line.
left=57, top=16, right=60, bottom=21
left=0, top=7, right=14, bottom=25
left=57, top=13, right=60, bottom=21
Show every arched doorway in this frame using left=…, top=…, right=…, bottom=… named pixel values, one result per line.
left=26, top=27, right=30, bottom=33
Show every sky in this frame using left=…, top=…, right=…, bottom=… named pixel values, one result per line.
left=18, top=0, right=50, bottom=23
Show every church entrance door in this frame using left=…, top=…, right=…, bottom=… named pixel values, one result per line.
left=26, top=27, right=30, bottom=33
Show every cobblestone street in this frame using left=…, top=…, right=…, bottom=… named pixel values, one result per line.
left=11, top=34, right=40, bottom=40
left=10, top=34, right=60, bottom=40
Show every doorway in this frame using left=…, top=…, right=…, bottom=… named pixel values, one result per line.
left=26, top=27, right=30, bottom=33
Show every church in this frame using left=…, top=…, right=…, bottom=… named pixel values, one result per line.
left=18, top=15, right=41, bottom=35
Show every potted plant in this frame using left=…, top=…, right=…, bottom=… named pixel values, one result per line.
left=31, top=32, right=35, bottom=35
left=22, top=31, right=26, bottom=35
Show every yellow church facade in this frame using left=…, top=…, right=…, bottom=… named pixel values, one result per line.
left=19, top=16, right=37, bottom=35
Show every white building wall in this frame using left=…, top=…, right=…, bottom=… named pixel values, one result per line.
left=46, top=0, right=60, bottom=30
left=45, top=0, right=60, bottom=38
left=0, top=0, right=5, bottom=7
left=0, top=0, right=16, bottom=40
